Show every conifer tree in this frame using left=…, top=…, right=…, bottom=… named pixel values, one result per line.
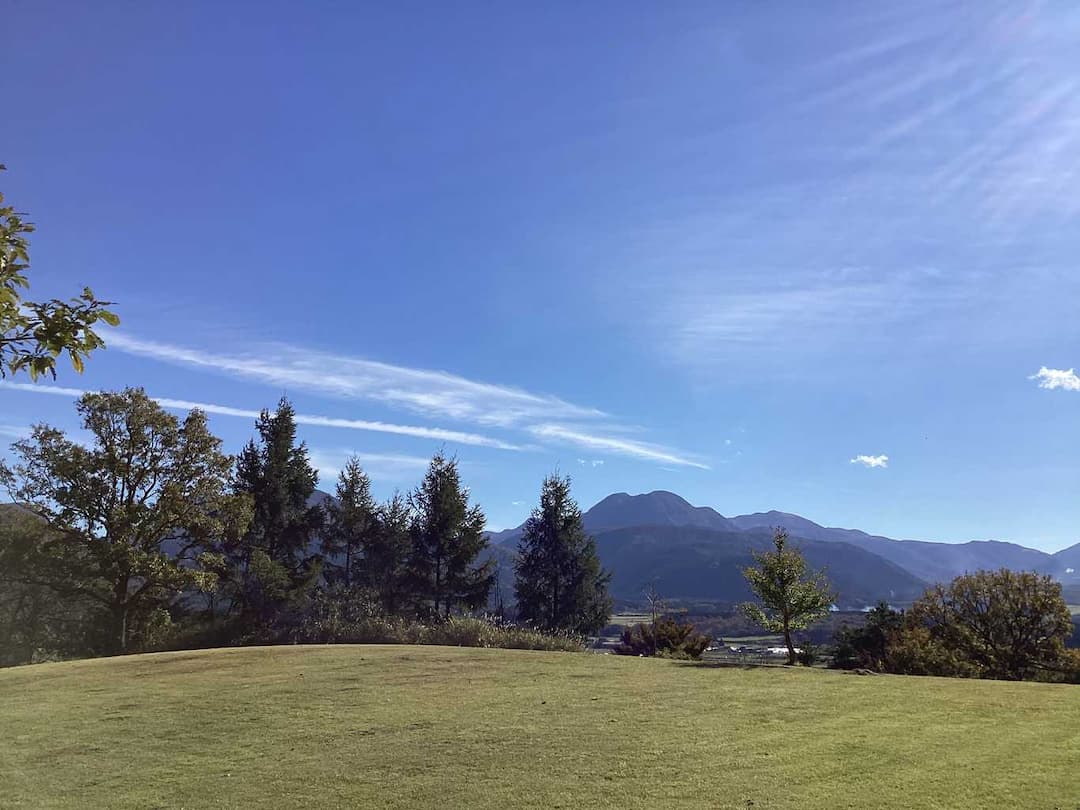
left=514, top=474, right=612, bottom=634
left=406, top=452, right=493, bottom=619
left=322, top=457, right=378, bottom=589
left=363, top=491, right=412, bottom=614
left=231, top=398, right=323, bottom=619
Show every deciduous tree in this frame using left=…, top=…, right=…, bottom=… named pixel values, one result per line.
left=0, top=389, right=244, bottom=654
left=0, top=166, right=118, bottom=379
left=742, top=528, right=835, bottom=665
left=906, top=569, right=1073, bottom=681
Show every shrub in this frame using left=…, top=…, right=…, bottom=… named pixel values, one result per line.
left=614, top=616, right=710, bottom=660
left=830, top=602, right=904, bottom=671
left=421, top=616, right=583, bottom=652
left=885, top=625, right=982, bottom=678
left=795, top=641, right=821, bottom=667
left=239, top=586, right=584, bottom=652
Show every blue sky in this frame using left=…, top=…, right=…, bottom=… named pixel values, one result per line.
left=3, top=1, right=1080, bottom=550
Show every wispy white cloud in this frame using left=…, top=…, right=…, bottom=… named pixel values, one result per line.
left=309, top=449, right=432, bottom=485
left=0, top=423, right=30, bottom=441
left=0, top=381, right=708, bottom=469
left=108, top=333, right=603, bottom=428
left=532, top=424, right=708, bottom=470
left=850, top=454, right=889, bottom=469
left=652, top=268, right=968, bottom=365
left=100, top=335, right=707, bottom=468
left=0, top=382, right=520, bottom=450
left=576, top=458, right=605, bottom=467
left=1030, top=367, right=1080, bottom=392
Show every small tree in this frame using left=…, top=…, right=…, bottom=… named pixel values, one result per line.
left=1, top=165, right=118, bottom=379
left=643, top=583, right=667, bottom=623
left=407, top=452, right=493, bottom=618
left=741, top=528, right=835, bottom=665
left=514, top=474, right=612, bottom=635
left=322, top=457, right=378, bottom=589
left=907, top=569, right=1073, bottom=681
left=0, top=389, right=245, bottom=654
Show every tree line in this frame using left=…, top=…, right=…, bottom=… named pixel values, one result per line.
left=0, top=389, right=612, bottom=664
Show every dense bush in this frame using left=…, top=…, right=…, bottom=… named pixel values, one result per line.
left=614, top=616, right=710, bottom=660
left=831, top=573, right=1078, bottom=682
left=795, top=641, right=821, bottom=667
left=883, top=625, right=983, bottom=678
left=831, top=602, right=905, bottom=672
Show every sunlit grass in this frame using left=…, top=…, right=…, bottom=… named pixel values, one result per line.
left=1, top=645, right=1077, bottom=809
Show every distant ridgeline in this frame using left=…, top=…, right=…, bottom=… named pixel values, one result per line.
left=478, top=490, right=1080, bottom=610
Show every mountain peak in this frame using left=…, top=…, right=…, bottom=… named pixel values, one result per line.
left=583, top=490, right=733, bottom=533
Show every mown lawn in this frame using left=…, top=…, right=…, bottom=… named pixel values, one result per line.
left=1, top=645, right=1077, bottom=809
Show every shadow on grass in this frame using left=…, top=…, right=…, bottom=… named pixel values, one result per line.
left=670, top=658, right=794, bottom=670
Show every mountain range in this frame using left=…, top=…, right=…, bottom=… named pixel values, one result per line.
left=485, top=491, right=1080, bottom=608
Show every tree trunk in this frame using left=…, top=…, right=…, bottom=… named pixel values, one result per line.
left=113, top=576, right=130, bottom=655
left=783, top=619, right=796, bottom=665
left=112, top=604, right=128, bottom=655
left=434, top=554, right=442, bottom=619
left=551, top=579, right=559, bottom=632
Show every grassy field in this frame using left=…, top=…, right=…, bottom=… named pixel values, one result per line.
left=1, top=646, right=1078, bottom=809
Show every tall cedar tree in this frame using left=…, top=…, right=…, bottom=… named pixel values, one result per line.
left=0, top=389, right=245, bottom=654
left=407, top=452, right=493, bottom=619
left=514, top=474, right=612, bottom=634
left=742, top=528, right=836, bottom=664
left=364, top=491, right=412, bottom=614
left=232, top=398, right=323, bottom=619
left=321, top=457, right=378, bottom=588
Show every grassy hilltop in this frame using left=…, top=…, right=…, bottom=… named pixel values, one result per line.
left=1, top=646, right=1077, bottom=809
